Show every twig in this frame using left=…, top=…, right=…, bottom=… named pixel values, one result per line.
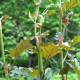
left=63, top=51, right=68, bottom=63
left=66, top=27, right=80, bottom=34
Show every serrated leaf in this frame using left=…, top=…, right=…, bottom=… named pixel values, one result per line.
left=8, top=37, right=34, bottom=58
left=22, top=68, right=30, bottom=72
left=11, top=67, right=38, bottom=78
left=38, top=43, right=65, bottom=60
left=10, top=69, right=30, bottom=78
left=30, top=69, right=38, bottom=77
left=0, top=15, right=12, bottom=21
left=23, top=68, right=38, bottom=77
left=43, top=9, right=56, bottom=16
left=69, top=35, right=80, bottom=47
left=67, top=54, right=80, bottom=80
left=62, top=0, right=80, bottom=10
left=60, top=64, right=70, bottom=75
left=31, top=43, right=70, bottom=59
left=31, top=43, right=71, bottom=55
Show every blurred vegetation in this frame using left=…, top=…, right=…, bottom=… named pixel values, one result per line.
left=0, top=0, right=80, bottom=78
left=0, top=72, right=78, bottom=80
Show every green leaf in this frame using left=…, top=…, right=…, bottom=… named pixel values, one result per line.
left=38, top=43, right=65, bottom=60
left=8, top=37, right=34, bottom=58
left=11, top=67, right=38, bottom=78
left=64, top=47, right=72, bottom=51
left=31, top=42, right=71, bottom=59
left=67, top=54, right=80, bottom=80
left=60, top=64, right=70, bottom=75
left=45, top=68, right=53, bottom=80
left=62, top=0, right=80, bottom=10
left=39, top=30, right=50, bottom=38
left=23, top=68, right=38, bottom=77
left=10, top=68, right=30, bottom=78
left=29, top=12, right=35, bottom=22
left=22, top=68, right=30, bottom=72
left=0, top=15, right=12, bottom=21
left=31, top=42, right=71, bottom=55
left=69, top=35, right=80, bottom=46
left=29, top=12, right=35, bottom=17
left=42, top=9, right=56, bottom=16
left=30, top=69, right=38, bottom=77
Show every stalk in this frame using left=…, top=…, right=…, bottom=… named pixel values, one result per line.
left=36, top=0, right=43, bottom=76
left=59, top=18, right=62, bottom=33
left=34, top=16, right=41, bottom=77
left=63, top=24, right=66, bottom=37
left=35, top=18, right=37, bottom=34
left=0, top=20, right=9, bottom=80
left=0, top=27, right=5, bottom=63
left=39, top=28, right=43, bottom=73
left=44, top=60, right=48, bottom=77
left=59, top=0, right=64, bottom=79
left=59, top=0, right=63, bottom=69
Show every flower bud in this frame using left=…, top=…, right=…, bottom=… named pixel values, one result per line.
left=59, top=7, right=63, bottom=19
left=62, top=17, right=68, bottom=24
left=36, top=23, right=42, bottom=30
left=67, top=12, right=73, bottom=18
left=59, top=34, right=63, bottom=45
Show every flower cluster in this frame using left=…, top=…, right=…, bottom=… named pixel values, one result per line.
left=54, top=30, right=61, bottom=40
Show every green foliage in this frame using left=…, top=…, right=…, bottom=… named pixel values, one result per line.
left=0, top=0, right=80, bottom=79
left=62, top=0, right=80, bottom=10
left=44, top=68, right=53, bottom=80
left=32, top=42, right=66, bottom=60
left=8, top=37, right=34, bottom=58
left=0, top=0, right=79, bottom=54
left=10, top=68, right=30, bottom=78
left=67, top=53, right=80, bottom=80
left=16, top=51, right=29, bottom=66
left=39, top=30, right=50, bottom=38
left=76, top=52, right=80, bottom=59
left=0, top=15, right=11, bottom=22
left=42, top=9, right=56, bottom=16
left=10, top=67, right=54, bottom=80
left=69, top=35, right=80, bottom=46
left=10, top=67, right=38, bottom=79
left=38, top=43, right=65, bottom=60
left=29, top=8, right=56, bottom=24
left=0, top=0, right=35, bottom=53
left=23, top=68, right=38, bottom=77
left=50, top=72, right=78, bottom=80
